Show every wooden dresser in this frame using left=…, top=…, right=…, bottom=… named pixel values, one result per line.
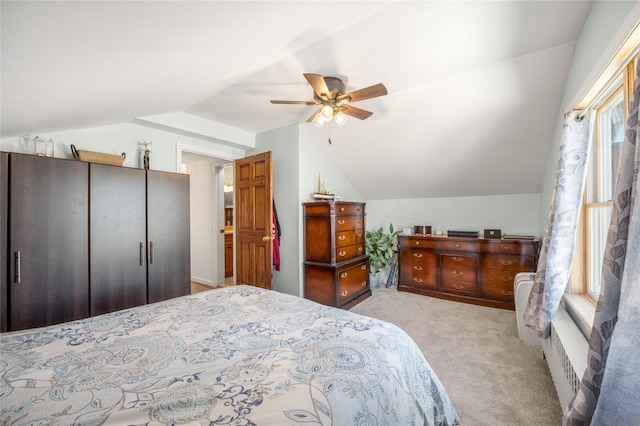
left=303, top=201, right=370, bottom=309
left=397, top=235, right=538, bottom=309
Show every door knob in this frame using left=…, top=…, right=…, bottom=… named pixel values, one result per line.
left=262, top=235, right=273, bottom=242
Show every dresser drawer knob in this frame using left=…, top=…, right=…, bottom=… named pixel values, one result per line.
left=500, top=260, right=514, bottom=266
left=341, top=290, right=348, bottom=297
left=338, top=235, right=346, bottom=241
left=338, top=251, right=346, bottom=257
left=357, top=247, right=363, bottom=253
left=413, top=278, right=424, bottom=283
left=452, top=256, right=464, bottom=262
left=340, top=207, right=345, bottom=212
left=452, top=283, right=464, bottom=290
left=455, top=243, right=460, bottom=248
left=361, top=281, right=366, bottom=287
left=413, top=253, right=423, bottom=258
left=413, top=266, right=423, bottom=271
left=453, top=271, right=464, bottom=277
left=338, top=219, right=346, bottom=225
left=340, top=272, right=348, bottom=279
left=501, top=290, right=514, bottom=296
left=361, top=265, right=366, bottom=270
left=500, top=275, right=513, bottom=282
left=356, top=231, right=362, bottom=237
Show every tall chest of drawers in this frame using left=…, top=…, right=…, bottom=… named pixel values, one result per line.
left=398, top=235, right=538, bottom=309
left=303, top=201, right=370, bottom=309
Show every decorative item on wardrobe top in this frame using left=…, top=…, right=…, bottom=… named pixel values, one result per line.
left=139, top=139, right=152, bottom=170
left=71, top=144, right=126, bottom=166
left=34, top=136, right=54, bottom=158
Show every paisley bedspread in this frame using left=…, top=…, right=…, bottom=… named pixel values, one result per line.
left=0, top=286, right=458, bottom=425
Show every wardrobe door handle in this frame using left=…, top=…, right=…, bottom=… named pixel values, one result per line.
left=14, top=251, right=21, bottom=284
left=149, top=241, right=155, bottom=264
left=140, top=243, right=144, bottom=265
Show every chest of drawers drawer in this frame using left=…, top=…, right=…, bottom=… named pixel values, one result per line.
left=335, top=243, right=365, bottom=262
left=337, top=260, right=369, bottom=304
left=336, top=229, right=363, bottom=247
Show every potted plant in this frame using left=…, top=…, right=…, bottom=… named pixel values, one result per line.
left=365, top=224, right=401, bottom=288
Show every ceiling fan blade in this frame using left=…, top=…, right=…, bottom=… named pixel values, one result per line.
left=338, top=83, right=388, bottom=103
left=306, top=108, right=323, bottom=123
left=270, top=100, right=317, bottom=105
left=304, top=73, right=330, bottom=99
left=340, top=104, right=373, bottom=120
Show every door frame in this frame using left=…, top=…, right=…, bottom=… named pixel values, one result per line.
left=176, top=143, right=242, bottom=285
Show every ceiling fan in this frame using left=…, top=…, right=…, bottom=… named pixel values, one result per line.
left=270, top=73, right=387, bottom=127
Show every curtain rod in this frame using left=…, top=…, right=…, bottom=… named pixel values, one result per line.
left=573, top=45, right=639, bottom=122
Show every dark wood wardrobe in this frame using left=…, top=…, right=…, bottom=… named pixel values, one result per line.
left=1, top=153, right=190, bottom=331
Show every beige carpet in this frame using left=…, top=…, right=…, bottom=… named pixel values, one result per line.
left=350, top=287, right=562, bottom=426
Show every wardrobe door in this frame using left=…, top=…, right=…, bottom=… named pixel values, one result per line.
left=90, top=164, right=146, bottom=315
left=146, top=170, right=190, bottom=303
left=9, top=154, right=89, bottom=331
left=1, top=152, right=8, bottom=332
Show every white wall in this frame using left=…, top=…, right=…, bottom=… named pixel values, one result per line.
left=367, top=193, right=540, bottom=237
left=538, top=1, right=639, bottom=234
left=0, top=121, right=245, bottom=173
left=298, top=126, right=365, bottom=203
left=186, top=158, right=216, bottom=286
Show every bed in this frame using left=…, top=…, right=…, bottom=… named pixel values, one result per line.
left=0, top=285, right=458, bottom=425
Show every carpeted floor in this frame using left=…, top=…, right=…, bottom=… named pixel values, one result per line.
left=350, top=287, right=562, bottom=426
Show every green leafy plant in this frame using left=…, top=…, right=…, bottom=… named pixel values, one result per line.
left=365, top=224, right=401, bottom=275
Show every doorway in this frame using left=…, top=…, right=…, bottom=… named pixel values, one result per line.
left=177, top=144, right=241, bottom=289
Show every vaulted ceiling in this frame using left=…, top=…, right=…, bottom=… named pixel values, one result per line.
left=0, top=1, right=593, bottom=200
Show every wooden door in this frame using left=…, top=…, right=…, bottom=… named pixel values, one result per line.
left=235, top=152, right=273, bottom=289
left=147, top=170, right=191, bottom=303
left=1, top=152, right=8, bottom=332
left=89, top=164, right=146, bottom=316
left=9, top=154, right=89, bottom=331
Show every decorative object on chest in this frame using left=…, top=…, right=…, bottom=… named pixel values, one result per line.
left=303, top=201, right=370, bottom=309
left=397, top=234, right=539, bottom=310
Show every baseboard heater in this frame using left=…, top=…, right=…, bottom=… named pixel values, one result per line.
left=543, top=304, right=589, bottom=410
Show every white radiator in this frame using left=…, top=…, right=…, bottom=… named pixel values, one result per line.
left=543, top=304, right=589, bottom=410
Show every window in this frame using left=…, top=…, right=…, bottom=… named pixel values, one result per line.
left=574, top=58, right=636, bottom=301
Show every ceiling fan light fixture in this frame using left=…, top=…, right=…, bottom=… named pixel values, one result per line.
left=321, top=104, right=334, bottom=119
left=335, top=112, right=347, bottom=127
left=313, top=115, right=326, bottom=128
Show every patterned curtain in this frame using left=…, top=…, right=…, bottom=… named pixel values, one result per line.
left=564, top=59, right=640, bottom=425
left=523, top=111, right=594, bottom=336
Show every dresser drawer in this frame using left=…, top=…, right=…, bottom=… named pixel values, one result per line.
left=482, top=282, right=515, bottom=302
left=481, top=254, right=535, bottom=271
left=399, top=249, right=437, bottom=290
left=481, top=240, right=536, bottom=256
left=480, top=268, right=519, bottom=286
left=400, top=247, right=434, bottom=264
left=335, top=243, right=365, bottom=262
left=337, top=261, right=369, bottom=304
left=438, top=239, right=480, bottom=252
left=441, top=253, right=476, bottom=270
left=440, top=273, right=478, bottom=295
left=398, top=235, right=437, bottom=249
